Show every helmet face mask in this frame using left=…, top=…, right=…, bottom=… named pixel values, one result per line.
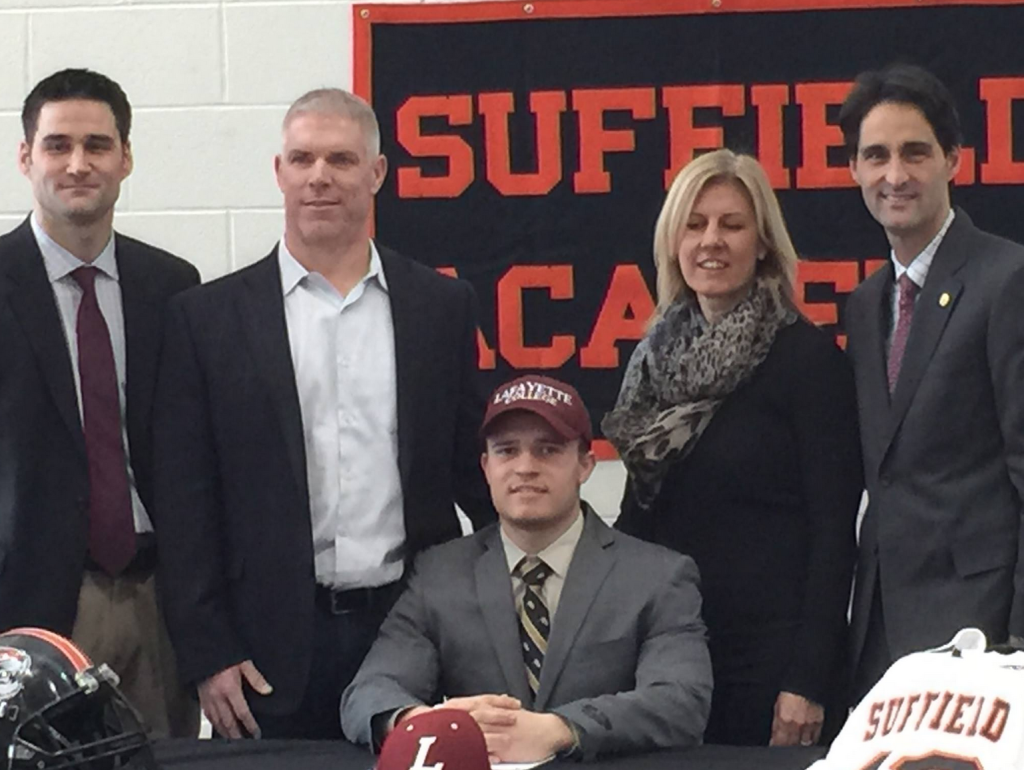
left=0, top=630, right=154, bottom=770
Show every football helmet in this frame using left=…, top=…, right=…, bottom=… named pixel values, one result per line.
left=0, top=627, right=154, bottom=770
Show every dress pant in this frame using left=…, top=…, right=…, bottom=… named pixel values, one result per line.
left=852, top=580, right=893, bottom=705
left=72, top=562, right=200, bottom=738
left=257, top=582, right=400, bottom=740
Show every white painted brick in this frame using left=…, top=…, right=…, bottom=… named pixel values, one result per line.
left=28, top=7, right=222, bottom=107
left=582, top=461, right=626, bottom=526
left=225, top=4, right=352, bottom=104
left=0, top=15, right=28, bottom=111
left=114, top=211, right=229, bottom=280
left=230, top=210, right=282, bottom=270
left=2, top=0, right=129, bottom=8
left=0, top=114, right=33, bottom=215
left=129, top=107, right=286, bottom=211
left=0, top=215, right=26, bottom=236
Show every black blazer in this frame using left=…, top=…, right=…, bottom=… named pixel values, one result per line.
left=152, top=245, right=494, bottom=714
left=0, top=217, right=199, bottom=634
left=617, top=319, right=862, bottom=711
left=846, top=208, right=1024, bottom=667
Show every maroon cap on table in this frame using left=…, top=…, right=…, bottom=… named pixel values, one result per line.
left=377, top=709, right=489, bottom=770
left=481, top=374, right=592, bottom=444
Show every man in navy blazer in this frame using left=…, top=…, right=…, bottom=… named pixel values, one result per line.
left=0, top=69, right=200, bottom=737
left=840, top=64, right=1024, bottom=700
left=153, top=88, right=493, bottom=740
left=342, top=376, right=712, bottom=761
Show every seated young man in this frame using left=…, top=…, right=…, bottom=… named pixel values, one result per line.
left=341, top=375, right=712, bottom=761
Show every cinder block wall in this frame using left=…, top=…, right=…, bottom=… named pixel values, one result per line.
left=0, top=0, right=627, bottom=514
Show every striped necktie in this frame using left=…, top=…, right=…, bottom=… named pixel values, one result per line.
left=515, top=556, right=551, bottom=696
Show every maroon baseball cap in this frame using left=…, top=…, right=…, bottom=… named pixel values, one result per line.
left=481, top=375, right=592, bottom=444
left=377, top=709, right=489, bottom=770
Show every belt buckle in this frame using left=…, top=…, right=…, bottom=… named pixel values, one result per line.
left=329, top=588, right=357, bottom=616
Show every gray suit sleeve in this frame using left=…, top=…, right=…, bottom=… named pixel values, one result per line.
left=549, top=555, right=712, bottom=759
left=340, top=562, right=441, bottom=745
left=988, top=263, right=1024, bottom=636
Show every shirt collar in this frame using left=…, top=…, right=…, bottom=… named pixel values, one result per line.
left=30, top=213, right=118, bottom=284
left=277, top=237, right=387, bottom=297
left=889, top=209, right=955, bottom=288
left=502, top=507, right=585, bottom=580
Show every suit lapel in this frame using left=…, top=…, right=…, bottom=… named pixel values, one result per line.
left=116, top=237, right=160, bottom=462
left=882, top=211, right=970, bottom=454
left=474, top=528, right=533, bottom=705
left=1, top=219, right=84, bottom=456
left=858, top=262, right=892, bottom=411
left=239, top=251, right=309, bottom=507
left=379, top=247, right=426, bottom=489
left=535, top=508, right=615, bottom=710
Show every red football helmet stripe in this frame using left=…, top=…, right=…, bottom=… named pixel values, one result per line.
left=5, top=627, right=94, bottom=672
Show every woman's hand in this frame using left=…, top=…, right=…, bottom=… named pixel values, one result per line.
left=769, top=691, right=824, bottom=747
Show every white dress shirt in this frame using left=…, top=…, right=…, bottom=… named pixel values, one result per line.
left=502, top=509, right=585, bottom=622
left=31, top=214, right=153, bottom=533
left=279, top=238, right=405, bottom=589
left=888, top=209, right=955, bottom=349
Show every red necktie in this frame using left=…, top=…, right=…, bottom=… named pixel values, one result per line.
left=72, top=267, right=136, bottom=575
left=887, top=274, right=918, bottom=394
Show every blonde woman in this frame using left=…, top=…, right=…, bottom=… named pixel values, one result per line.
left=604, top=149, right=862, bottom=747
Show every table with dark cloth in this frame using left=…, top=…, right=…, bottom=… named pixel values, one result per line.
left=153, top=739, right=826, bottom=770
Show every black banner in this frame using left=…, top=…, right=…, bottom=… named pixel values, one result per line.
left=354, top=0, right=1024, bottom=454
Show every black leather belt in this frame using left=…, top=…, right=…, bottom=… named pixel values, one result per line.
left=84, top=533, right=157, bottom=576
left=314, top=581, right=401, bottom=616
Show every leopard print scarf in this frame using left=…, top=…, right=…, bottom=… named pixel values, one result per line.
left=602, top=277, right=797, bottom=510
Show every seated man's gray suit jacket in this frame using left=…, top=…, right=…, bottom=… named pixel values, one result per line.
left=341, top=507, right=712, bottom=759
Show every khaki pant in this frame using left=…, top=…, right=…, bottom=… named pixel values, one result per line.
left=71, top=570, right=200, bottom=738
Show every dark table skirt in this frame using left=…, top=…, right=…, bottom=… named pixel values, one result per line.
left=153, top=739, right=827, bottom=770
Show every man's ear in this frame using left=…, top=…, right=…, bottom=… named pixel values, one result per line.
left=945, top=146, right=962, bottom=182
left=371, top=154, right=388, bottom=195
left=121, top=140, right=134, bottom=179
left=17, top=140, right=31, bottom=177
left=578, top=448, right=597, bottom=486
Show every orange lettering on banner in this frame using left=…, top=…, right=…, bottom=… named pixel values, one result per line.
left=795, top=260, right=859, bottom=325
left=572, top=88, right=657, bottom=194
left=479, top=91, right=567, bottom=195
left=864, top=259, right=888, bottom=279
left=795, top=82, right=855, bottom=190
left=662, top=85, right=746, bottom=188
left=497, top=265, right=576, bottom=368
left=396, top=95, right=475, bottom=198
left=580, top=265, right=656, bottom=368
left=436, top=267, right=497, bottom=369
left=751, top=84, right=791, bottom=190
left=980, top=77, right=1024, bottom=184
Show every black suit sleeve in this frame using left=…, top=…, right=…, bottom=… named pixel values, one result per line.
left=152, top=295, right=248, bottom=685
left=451, top=281, right=496, bottom=531
left=780, top=333, right=862, bottom=706
left=988, top=263, right=1024, bottom=637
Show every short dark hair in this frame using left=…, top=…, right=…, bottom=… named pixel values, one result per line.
left=22, top=68, right=132, bottom=145
left=838, top=63, right=962, bottom=159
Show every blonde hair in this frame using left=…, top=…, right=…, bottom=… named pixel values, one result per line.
left=651, top=149, right=798, bottom=323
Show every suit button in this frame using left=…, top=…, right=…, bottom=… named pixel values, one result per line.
left=77, top=496, right=89, bottom=512
left=880, top=476, right=892, bottom=488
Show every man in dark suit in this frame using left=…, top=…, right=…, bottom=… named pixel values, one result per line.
left=342, top=375, right=712, bottom=761
left=153, top=89, right=493, bottom=740
left=0, top=69, right=200, bottom=736
left=840, top=64, right=1024, bottom=700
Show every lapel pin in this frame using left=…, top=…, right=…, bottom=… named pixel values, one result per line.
left=939, top=292, right=951, bottom=308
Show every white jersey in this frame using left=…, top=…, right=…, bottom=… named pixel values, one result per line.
left=809, top=630, right=1024, bottom=770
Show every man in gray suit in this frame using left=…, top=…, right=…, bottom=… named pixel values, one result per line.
left=342, top=375, right=712, bottom=761
left=840, top=63, right=1024, bottom=701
